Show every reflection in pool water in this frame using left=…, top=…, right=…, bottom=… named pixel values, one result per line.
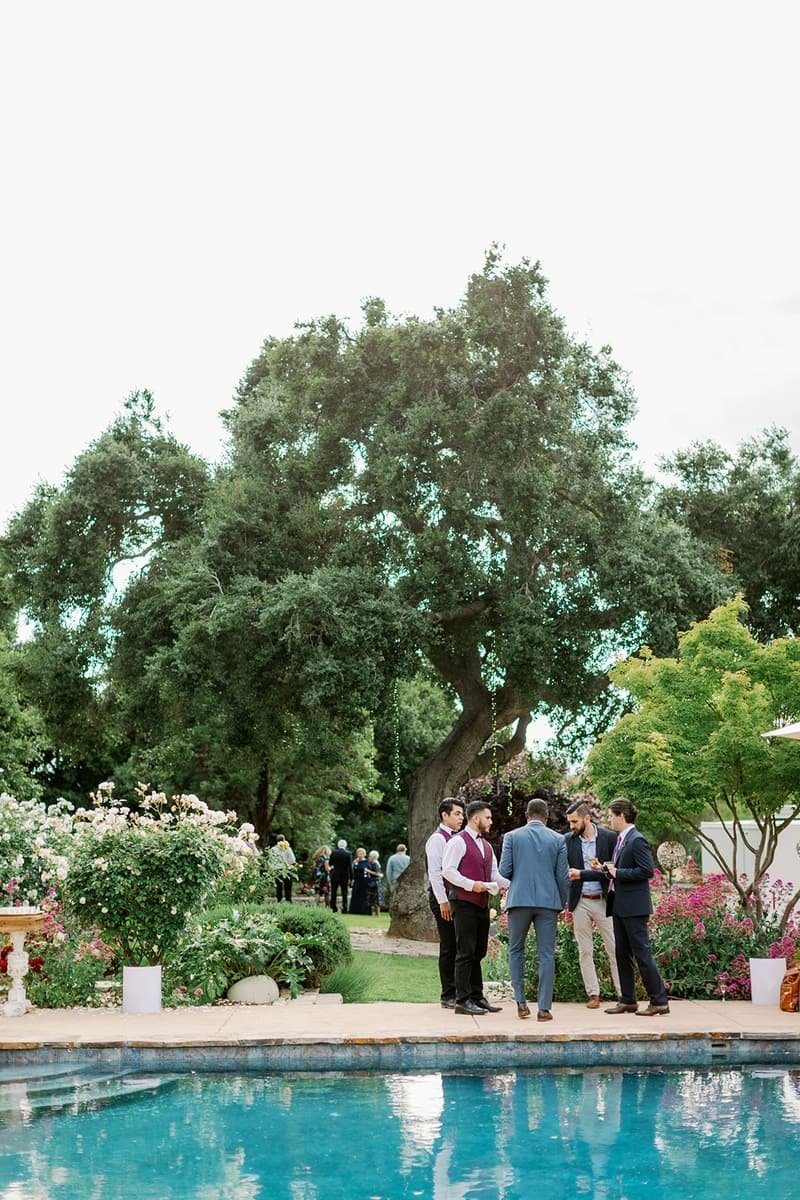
left=1, top=1066, right=799, bottom=1199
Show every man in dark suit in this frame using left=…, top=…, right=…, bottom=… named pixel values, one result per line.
left=328, top=839, right=353, bottom=913
left=564, top=800, right=621, bottom=1007
left=599, top=797, right=669, bottom=1016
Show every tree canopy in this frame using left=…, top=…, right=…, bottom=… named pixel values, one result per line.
left=222, top=250, right=723, bottom=933
left=657, top=427, right=800, bottom=640
left=587, top=596, right=800, bottom=926
left=2, top=252, right=729, bottom=935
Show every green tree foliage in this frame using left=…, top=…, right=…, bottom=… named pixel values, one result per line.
left=588, top=596, right=800, bottom=925
left=657, top=427, right=800, bottom=639
left=2, top=255, right=725, bottom=939
left=0, top=582, right=40, bottom=799
left=225, top=250, right=722, bottom=934
left=1, top=392, right=210, bottom=802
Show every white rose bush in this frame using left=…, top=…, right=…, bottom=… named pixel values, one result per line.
left=0, top=793, right=72, bottom=906
left=64, top=783, right=232, bottom=966
left=0, top=781, right=336, bottom=1005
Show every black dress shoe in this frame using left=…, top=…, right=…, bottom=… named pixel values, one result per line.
left=537, top=1010, right=553, bottom=1022
left=635, top=1004, right=670, bottom=1016
left=605, top=1002, right=639, bottom=1013
left=453, top=1000, right=487, bottom=1015
left=440, top=998, right=456, bottom=1009
left=474, top=996, right=503, bottom=1013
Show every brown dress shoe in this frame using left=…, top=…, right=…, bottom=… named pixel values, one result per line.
left=517, top=1003, right=531, bottom=1019
left=604, top=1002, right=639, bottom=1014
left=636, top=1004, right=670, bottom=1016
left=586, top=995, right=601, bottom=1009
left=537, top=1010, right=553, bottom=1021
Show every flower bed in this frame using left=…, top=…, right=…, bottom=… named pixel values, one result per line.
left=488, top=873, right=800, bottom=1002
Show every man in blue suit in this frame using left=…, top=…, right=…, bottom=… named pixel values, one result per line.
left=499, top=798, right=569, bottom=1021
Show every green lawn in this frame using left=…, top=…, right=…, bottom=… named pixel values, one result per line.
left=351, top=949, right=440, bottom=1002
left=334, top=912, right=391, bottom=931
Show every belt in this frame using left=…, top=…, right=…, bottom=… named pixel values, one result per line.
left=581, top=892, right=603, bottom=899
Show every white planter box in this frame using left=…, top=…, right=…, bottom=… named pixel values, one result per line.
left=749, top=957, right=786, bottom=1005
left=122, top=965, right=162, bottom=1014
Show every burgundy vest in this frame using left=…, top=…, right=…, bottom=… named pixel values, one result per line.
left=452, top=830, right=492, bottom=908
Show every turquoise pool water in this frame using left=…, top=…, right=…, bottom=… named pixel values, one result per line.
left=1, top=1065, right=798, bottom=1198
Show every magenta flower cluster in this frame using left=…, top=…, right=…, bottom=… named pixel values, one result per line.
left=649, top=873, right=799, bottom=1000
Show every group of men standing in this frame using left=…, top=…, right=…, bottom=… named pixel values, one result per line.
left=425, top=795, right=669, bottom=1020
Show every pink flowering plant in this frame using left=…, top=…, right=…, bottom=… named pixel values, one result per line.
left=651, top=873, right=800, bottom=999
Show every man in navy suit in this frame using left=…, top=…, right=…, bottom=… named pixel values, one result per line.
left=499, top=798, right=569, bottom=1021
left=599, top=797, right=669, bottom=1016
left=564, top=800, right=621, bottom=1007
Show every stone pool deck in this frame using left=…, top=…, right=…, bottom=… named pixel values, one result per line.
left=2, top=999, right=799, bottom=1072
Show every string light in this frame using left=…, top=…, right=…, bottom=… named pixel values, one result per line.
left=392, top=680, right=402, bottom=796
left=490, top=688, right=498, bottom=790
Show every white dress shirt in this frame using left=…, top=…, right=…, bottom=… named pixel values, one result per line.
left=425, top=825, right=454, bottom=905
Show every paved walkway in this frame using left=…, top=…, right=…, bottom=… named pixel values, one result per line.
left=1, top=999, right=798, bottom=1050
left=348, top=926, right=439, bottom=956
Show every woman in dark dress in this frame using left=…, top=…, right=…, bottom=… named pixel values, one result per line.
left=365, top=851, right=385, bottom=916
left=348, top=847, right=370, bottom=915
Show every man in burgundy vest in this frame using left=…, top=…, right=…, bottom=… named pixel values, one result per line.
left=425, top=798, right=466, bottom=1007
left=442, top=800, right=509, bottom=1015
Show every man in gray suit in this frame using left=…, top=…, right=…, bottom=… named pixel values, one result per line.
left=499, top=798, right=569, bottom=1021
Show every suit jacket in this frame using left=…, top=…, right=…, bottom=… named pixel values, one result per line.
left=328, top=847, right=353, bottom=883
left=565, top=825, right=618, bottom=912
left=499, top=820, right=569, bottom=911
left=605, top=828, right=655, bottom=918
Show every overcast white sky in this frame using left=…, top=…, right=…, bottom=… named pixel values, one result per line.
left=1, top=0, right=798, bottom=528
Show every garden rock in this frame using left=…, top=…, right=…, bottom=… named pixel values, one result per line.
left=227, top=975, right=280, bottom=1005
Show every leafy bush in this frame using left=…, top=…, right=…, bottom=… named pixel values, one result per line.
left=214, top=851, right=288, bottom=906
left=165, top=911, right=321, bottom=1003
left=21, top=935, right=116, bottom=1009
left=65, top=786, right=230, bottom=965
left=262, top=903, right=352, bottom=982
left=494, top=914, right=618, bottom=1003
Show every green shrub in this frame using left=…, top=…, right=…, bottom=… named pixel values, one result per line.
left=495, top=914, right=619, bottom=1002
left=65, top=790, right=230, bottom=966
left=165, top=911, right=321, bottom=1004
left=215, top=853, right=288, bottom=906
left=22, top=939, right=114, bottom=1009
left=524, top=920, right=617, bottom=1003
left=319, top=959, right=373, bottom=1004
left=262, top=903, right=352, bottom=981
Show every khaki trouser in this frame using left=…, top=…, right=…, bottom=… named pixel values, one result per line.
left=572, top=895, right=621, bottom=998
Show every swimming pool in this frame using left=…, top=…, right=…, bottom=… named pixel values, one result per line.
left=1, top=1065, right=798, bottom=1198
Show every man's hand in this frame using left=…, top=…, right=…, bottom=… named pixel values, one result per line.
left=472, top=881, right=490, bottom=893
left=568, top=868, right=581, bottom=881
left=588, top=856, right=602, bottom=870
left=439, top=901, right=453, bottom=921
left=605, top=863, right=617, bottom=879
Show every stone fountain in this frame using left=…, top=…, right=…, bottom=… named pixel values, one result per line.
left=0, top=906, right=45, bottom=1017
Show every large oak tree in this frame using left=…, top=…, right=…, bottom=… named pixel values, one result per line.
left=224, top=251, right=723, bottom=935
